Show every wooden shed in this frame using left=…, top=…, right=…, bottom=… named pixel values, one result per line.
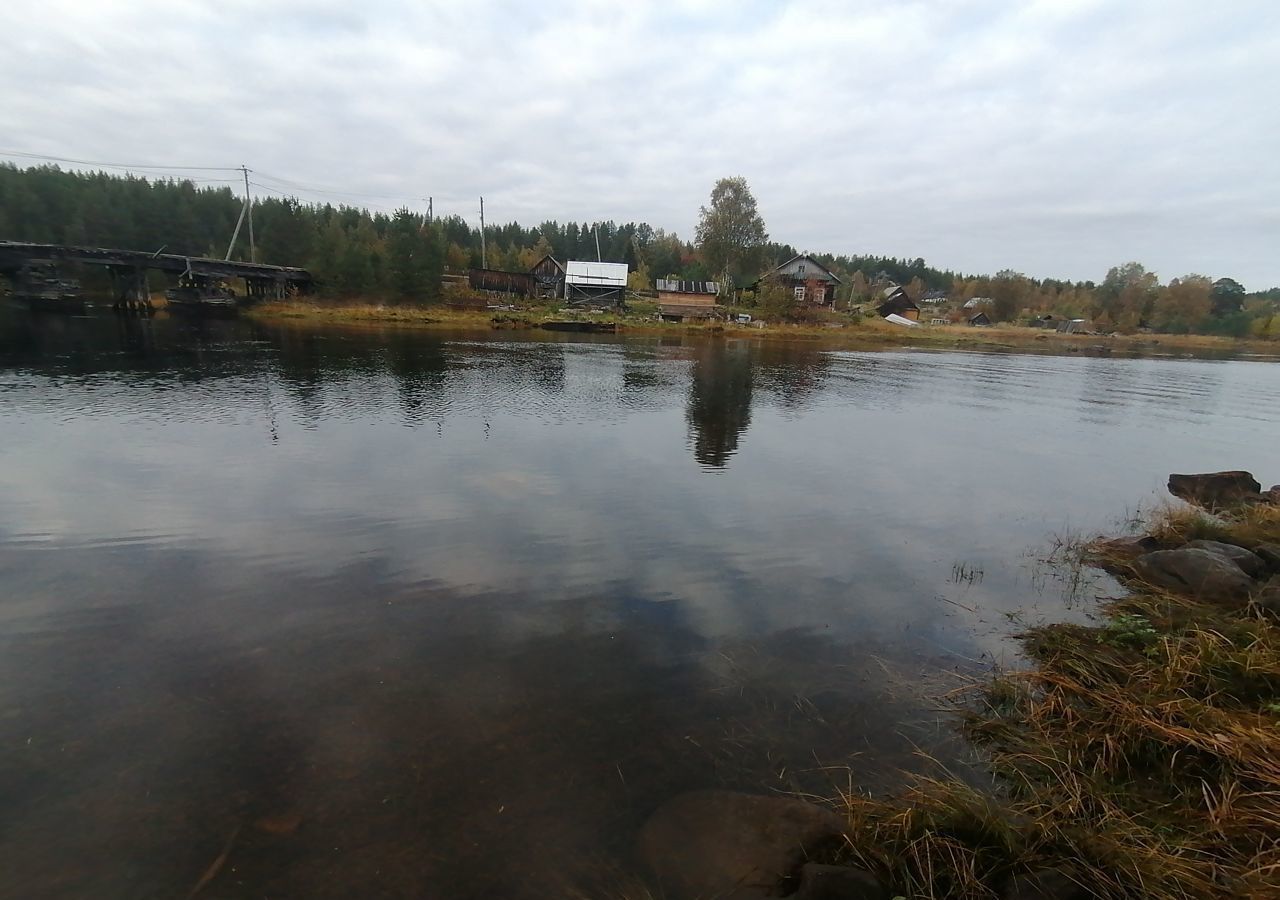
left=656, top=279, right=720, bottom=321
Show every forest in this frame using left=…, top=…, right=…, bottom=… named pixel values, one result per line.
left=1, top=163, right=1276, bottom=337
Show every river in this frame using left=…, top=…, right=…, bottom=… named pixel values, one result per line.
left=1, top=309, right=1277, bottom=898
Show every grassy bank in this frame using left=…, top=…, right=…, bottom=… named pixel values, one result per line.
left=831, top=503, right=1280, bottom=898
left=244, top=299, right=1279, bottom=359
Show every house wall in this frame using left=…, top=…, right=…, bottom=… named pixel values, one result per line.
left=657, top=290, right=716, bottom=307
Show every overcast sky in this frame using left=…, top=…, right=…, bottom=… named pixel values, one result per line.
left=3, top=0, right=1278, bottom=287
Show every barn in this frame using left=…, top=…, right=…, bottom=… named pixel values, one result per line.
left=564, top=260, right=628, bottom=307
left=530, top=254, right=565, bottom=299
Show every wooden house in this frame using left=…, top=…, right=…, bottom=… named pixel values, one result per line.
left=877, top=285, right=920, bottom=320
left=530, top=255, right=565, bottom=299
left=755, top=255, right=842, bottom=305
left=968, top=311, right=992, bottom=326
left=564, top=260, right=628, bottom=307
left=656, top=279, right=720, bottom=321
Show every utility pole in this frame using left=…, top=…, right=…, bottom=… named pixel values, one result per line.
left=241, top=165, right=255, bottom=263
left=422, top=197, right=433, bottom=224
left=479, top=196, right=486, bottom=269
left=593, top=224, right=602, bottom=262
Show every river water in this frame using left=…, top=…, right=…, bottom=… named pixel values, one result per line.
left=1, top=309, right=1277, bottom=898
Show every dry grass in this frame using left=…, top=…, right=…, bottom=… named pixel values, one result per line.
left=242, top=299, right=1280, bottom=359
left=831, top=505, right=1280, bottom=899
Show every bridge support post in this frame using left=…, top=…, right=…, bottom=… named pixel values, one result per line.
left=109, top=266, right=153, bottom=313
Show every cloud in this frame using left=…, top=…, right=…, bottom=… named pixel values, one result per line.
left=2, top=0, right=1278, bottom=286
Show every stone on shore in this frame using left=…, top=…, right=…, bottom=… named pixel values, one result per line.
left=1131, top=548, right=1256, bottom=601
left=1087, top=535, right=1159, bottom=564
left=639, top=790, right=847, bottom=900
left=1252, top=543, right=1280, bottom=572
left=1181, top=540, right=1267, bottom=578
left=1167, top=471, right=1262, bottom=509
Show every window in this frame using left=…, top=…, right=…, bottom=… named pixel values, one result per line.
left=797, top=263, right=806, bottom=274
left=814, top=285, right=826, bottom=304
left=794, top=286, right=807, bottom=301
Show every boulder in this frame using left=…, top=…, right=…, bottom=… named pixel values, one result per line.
left=1181, top=540, right=1267, bottom=578
left=1087, top=535, right=1159, bottom=563
left=1252, top=576, right=1280, bottom=618
left=1252, top=543, right=1280, bottom=572
left=639, top=790, right=846, bottom=900
left=792, top=863, right=887, bottom=899
left=1167, top=471, right=1262, bottom=509
left=1265, top=485, right=1280, bottom=505
left=1131, top=548, right=1256, bottom=601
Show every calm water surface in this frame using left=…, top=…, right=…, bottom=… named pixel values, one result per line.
left=1, top=309, right=1277, bottom=898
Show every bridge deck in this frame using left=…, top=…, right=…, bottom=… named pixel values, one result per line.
left=0, top=241, right=312, bottom=284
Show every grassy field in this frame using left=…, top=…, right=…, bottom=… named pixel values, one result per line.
left=242, top=299, right=1280, bottom=359
left=830, top=503, right=1280, bottom=898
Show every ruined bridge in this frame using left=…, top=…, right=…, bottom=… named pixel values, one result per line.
left=0, top=241, right=312, bottom=311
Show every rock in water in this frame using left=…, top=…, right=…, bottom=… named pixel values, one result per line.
left=1181, top=540, right=1267, bottom=578
left=1132, top=548, right=1256, bottom=601
left=1167, top=471, right=1262, bottom=509
left=639, top=790, right=846, bottom=900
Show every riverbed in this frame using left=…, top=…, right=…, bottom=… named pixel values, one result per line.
left=1, top=309, right=1277, bottom=898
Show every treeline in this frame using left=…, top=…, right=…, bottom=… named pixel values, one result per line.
left=1, top=164, right=1276, bottom=338
left=0, top=164, right=963, bottom=300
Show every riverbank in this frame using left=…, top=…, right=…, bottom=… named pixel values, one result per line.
left=244, top=300, right=1280, bottom=359
left=826, top=476, right=1280, bottom=899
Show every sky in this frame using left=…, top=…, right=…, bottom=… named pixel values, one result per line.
left=2, top=0, right=1278, bottom=288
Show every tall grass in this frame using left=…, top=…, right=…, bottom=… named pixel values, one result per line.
left=832, top=504, right=1280, bottom=898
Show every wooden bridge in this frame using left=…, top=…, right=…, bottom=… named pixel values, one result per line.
left=0, top=241, right=312, bottom=312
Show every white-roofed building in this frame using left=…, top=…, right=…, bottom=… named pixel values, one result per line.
left=564, top=260, right=628, bottom=306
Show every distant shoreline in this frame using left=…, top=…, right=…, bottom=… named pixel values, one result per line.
left=243, top=299, right=1280, bottom=360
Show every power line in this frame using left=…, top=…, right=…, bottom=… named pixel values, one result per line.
left=253, top=169, right=416, bottom=203
left=249, top=181, right=401, bottom=214
left=0, top=148, right=239, bottom=172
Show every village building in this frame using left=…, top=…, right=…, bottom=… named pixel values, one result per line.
left=755, top=254, right=842, bottom=305
left=656, top=279, right=720, bottom=322
left=468, top=268, right=534, bottom=297
left=919, top=289, right=949, bottom=305
left=969, top=311, right=992, bottom=326
left=564, top=260, right=628, bottom=307
left=964, top=297, right=993, bottom=309
left=530, top=255, right=565, bottom=299
left=876, top=285, right=921, bottom=320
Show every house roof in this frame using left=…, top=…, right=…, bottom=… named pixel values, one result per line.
left=656, top=279, right=719, bottom=294
left=882, top=284, right=905, bottom=298
left=565, top=260, right=628, bottom=287
left=766, top=254, right=843, bottom=284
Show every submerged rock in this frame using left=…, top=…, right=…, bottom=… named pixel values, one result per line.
left=639, top=790, right=846, bottom=900
left=1181, top=540, right=1267, bottom=578
left=1167, top=471, right=1262, bottom=509
left=1131, top=548, right=1256, bottom=601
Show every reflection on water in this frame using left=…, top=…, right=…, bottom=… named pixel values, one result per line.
left=2, top=308, right=1279, bottom=898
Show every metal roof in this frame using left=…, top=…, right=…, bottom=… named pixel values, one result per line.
left=656, top=279, right=719, bottom=294
left=565, top=260, right=628, bottom=287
